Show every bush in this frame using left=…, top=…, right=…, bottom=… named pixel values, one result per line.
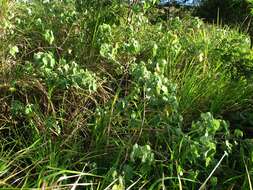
left=195, top=0, right=250, bottom=24
left=0, top=0, right=253, bottom=189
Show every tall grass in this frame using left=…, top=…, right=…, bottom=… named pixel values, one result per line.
left=0, top=0, right=253, bottom=189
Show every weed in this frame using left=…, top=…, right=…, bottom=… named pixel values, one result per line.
left=0, top=0, right=253, bottom=189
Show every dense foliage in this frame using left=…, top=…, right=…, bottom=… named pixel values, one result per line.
left=195, top=0, right=250, bottom=22
left=0, top=0, right=253, bottom=189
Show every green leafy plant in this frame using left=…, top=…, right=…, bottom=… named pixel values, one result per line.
left=1, top=0, right=253, bottom=189
left=31, top=51, right=98, bottom=92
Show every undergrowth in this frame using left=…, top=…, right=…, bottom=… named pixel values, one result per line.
left=0, top=0, right=253, bottom=189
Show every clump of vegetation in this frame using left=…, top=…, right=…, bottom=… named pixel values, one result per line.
left=195, top=0, right=250, bottom=23
left=0, top=0, right=253, bottom=189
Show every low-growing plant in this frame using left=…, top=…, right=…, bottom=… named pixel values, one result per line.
left=0, top=0, right=253, bottom=189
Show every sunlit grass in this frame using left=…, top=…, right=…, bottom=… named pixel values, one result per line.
left=0, top=0, right=253, bottom=189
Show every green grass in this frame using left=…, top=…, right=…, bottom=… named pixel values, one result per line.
left=0, top=0, right=253, bottom=189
